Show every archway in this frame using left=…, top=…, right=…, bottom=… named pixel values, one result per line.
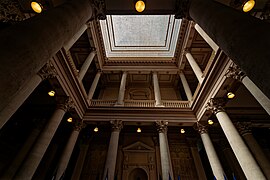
left=128, top=168, right=148, bottom=180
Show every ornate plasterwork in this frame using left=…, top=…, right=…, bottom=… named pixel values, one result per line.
left=0, top=0, right=25, bottom=22
left=195, top=122, right=208, bottom=134
left=38, top=62, right=57, bottom=80
left=57, top=97, right=75, bottom=112
left=225, top=63, right=246, bottom=81
left=206, top=98, right=226, bottom=114
left=110, top=120, right=123, bottom=131
left=156, top=120, right=168, bottom=133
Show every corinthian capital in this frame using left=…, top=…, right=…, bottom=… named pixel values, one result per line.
left=38, top=62, right=57, bottom=80
left=235, top=122, right=252, bottom=136
left=156, top=121, right=168, bottom=133
left=225, top=64, right=246, bottom=81
left=110, top=120, right=123, bottom=132
left=206, top=98, right=226, bottom=114
left=57, top=97, right=75, bottom=112
left=74, top=121, right=86, bottom=132
left=195, top=123, right=208, bottom=134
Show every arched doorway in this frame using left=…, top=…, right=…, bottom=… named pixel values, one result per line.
left=128, top=168, right=148, bottom=180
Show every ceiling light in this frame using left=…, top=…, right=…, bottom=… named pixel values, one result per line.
left=137, top=127, right=142, bottom=133
left=227, top=92, right=235, bottom=99
left=48, top=90, right=55, bottom=97
left=31, top=1, right=43, bottom=13
left=243, top=0, right=255, bottom=12
left=208, top=120, right=214, bottom=125
left=94, top=127, right=99, bottom=132
left=67, top=117, right=72, bottom=123
left=180, top=128, right=185, bottom=134
left=135, top=0, right=145, bottom=12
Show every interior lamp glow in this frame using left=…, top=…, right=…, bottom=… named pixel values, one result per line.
left=242, top=0, right=255, bottom=12
left=94, top=127, right=99, bottom=132
left=208, top=120, right=214, bottom=125
left=48, top=90, right=55, bottom=97
left=227, top=92, right=235, bottom=99
left=31, top=2, right=43, bottom=13
left=67, top=117, right=73, bottom=123
left=135, top=0, right=145, bottom=12
left=137, top=128, right=142, bottom=133
left=180, top=128, right=185, bottom=134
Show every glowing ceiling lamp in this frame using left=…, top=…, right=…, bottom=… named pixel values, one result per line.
left=48, top=90, right=55, bottom=97
left=180, top=128, right=185, bottom=134
left=242, top=0, right=255, bottom=12
left=208, top=120, right=214, bottom=125
left=31, top=1, right=43, bottom=13
left=94, top=127, right=99, bottom=132
left=137, top=127, right=142, bottom=133
left=67, top=117, right=73, bottom=123
left=227, top=92, right=235, bottom=99
left=135, top=0, right=145, bottom=12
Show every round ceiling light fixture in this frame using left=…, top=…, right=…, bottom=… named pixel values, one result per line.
left=94, top=127, right=99, bottom=132
left=67, top=117, right=73, bottom=123
left=135, top=0, right=145, bottom=12
left=48, top=90, right=55, bottom=97
left=31, top=1, right=43, bottom=13
left=242, top=0, right=255, bottom=12
left=227, top=92, right=235, bottom=99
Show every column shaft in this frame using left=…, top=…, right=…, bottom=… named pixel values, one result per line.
left=189, top=0, right=270, bottom=98
left=179, top=72, right=193, bottom=101
left=194, top=24, right=219, bottom=52
left=117, top=72, right=127, bottom=105
left=63, top=24, right=88, bottom=51
left=185, top=52, right=204, bottom=84
left=200, top=133, right=224, bottom=179
left=153, top=72, right=163, bottom=106
left=14, top=106, right=68, bottom=179
left=216, top=111, right=265, bottom=179
left=0, top=0, right=93, bottom=116
left=0, top=74, right=42, bottom=129
left=190, top=146, right=207, bottom=180
left=88, top=71, right=102, bottom=99
left=242, top=76, right=270, bottom=115
left=55, top=129, right=80, bottom=180
left=159, top=132, right=171, bottom=180
left=71, top=144, right=89, bottom=180
left=78, top=51, right=96, bottom=81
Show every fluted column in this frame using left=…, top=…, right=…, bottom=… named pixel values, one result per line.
left=0, top=62, right=57, bottom=129
left=88, top=71, right=102, bottom=100
left=156, top=121, right=173, bottom=179
left=14, top=98, right=74, bottom=180
left=116, top=72, right=127, bottom=105
left=206, top=98, right=266, bottom=179
left=184, top=50, right=204, bottom=84
left=55, top=122, right=84, bottom=180
left=226, top=64, right=270, bottom=115
left=103, top=120, right=123, bottom=180
left=78, top=51, right=96, bottom=81
left=153, top=72, right=163, bottom=106
left=194, top=24, right=219, bottom=52
left=236, top=122, right=270, bottom=179
left=63, top=24, right=88, bottom=51
left=179, top=71, right=193, bottom=101
left=196, top=123, right=224, bottom=179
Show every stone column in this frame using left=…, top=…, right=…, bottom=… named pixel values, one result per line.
left=156, top=121, right=173, bottom=180
left=103, top=120, right=123, bottom=180
left=88, top=71, right=102, bottom=100
left=184, top=50, right=204, bottom=84
left=63, top=24, right=88, bottom=51
left=194, top=24, right=219, bottom=53
left=206, top=98, right=266, bottom=179
left=0, top=0, right=94, bottom=119
left=0, top=62, right=57, bottom=129
left=78, top=51, right=96, bottom=81
left=55, top=122, right=84, bottom=180
left=196, top=123, right=225, bottom=179
left=188, top=0, right=270, bottom=99
left=226, top=64, right=270, bottom=115
left=187, top=138, right=207, bottom=180
left=153, top=72, right=163, bottom=106
left=14, top=98, right=74, bottom=180
left=179, top=71, right=193, bottom=101
left=236, top=122, right=270, bottom=179
left=116, top=72, right=127, bottom=105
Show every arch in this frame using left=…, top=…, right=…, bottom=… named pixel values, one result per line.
left=128, top=168, right=148, bottom=180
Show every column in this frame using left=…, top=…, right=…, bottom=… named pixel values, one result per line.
left=187, top=0, right=270, bottom=99
left=63, top=24, right=88, bottom=51
left=78, top=51, right=96, bottom=81
left=156, top=121, right=173, bottom=179
left=14, top=98, right=74, bottom=180
left=0, top=0, right=94, bottom=120
left=103, top=120, right=123, bottom=180
left=236, top=122, right=270, bottom=179
left=88, top=71, right=102, bottom=99
left=187, top=138, right=207, bottom=180
left=206, top=98, right=266, bottom=179
left=179, top=71, right=193, bottom=101
left=194, top=24, right=219, bottom=53
left=153, top=72, right=163, bottom=106
left=71, top=143, right=89, bottom=180
left=184, top=50, right=204, bottom=84
left=196, top=123, right=225, bottom=179
left=55, top=122, right=84, bottom=180
left=116, top=72, right=127, bottom=105
left=226, top=64, right=270, bottom=115
left=0, top=62, right=57, bottom=129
